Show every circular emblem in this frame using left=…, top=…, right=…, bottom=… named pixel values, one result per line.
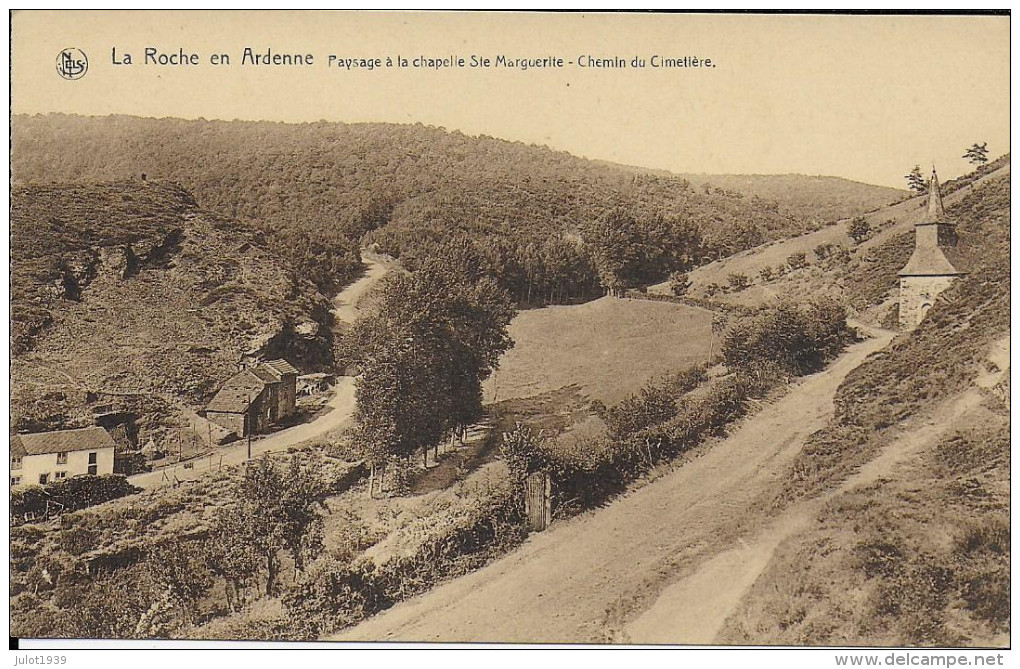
left=56, top=48, right=88, bottom=80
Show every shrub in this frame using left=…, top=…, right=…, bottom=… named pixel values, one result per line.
left=668, top=271, right=692, bottom=297
left=546, top=374, right=748, bottom=514
left=11, top=474, right=140, bottom=522
left=722, top=299, right=850, bottom=377
left=813, top=243, right=835, bottom=261
left=786, top=252, right=808, bottom=271
left=848, top=216, right=872, bottom=244
left=283, top=480, right=525, bottom=639
left=758, top=265, right=775, bottom=282
left=600, top=366, right=708, bottom=440
left=727, top=272, right=750, bottom=291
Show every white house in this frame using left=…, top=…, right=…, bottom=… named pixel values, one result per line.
left=10, top=426, right=116, bottom=488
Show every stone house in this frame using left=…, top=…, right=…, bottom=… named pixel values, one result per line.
left=205, top=359, right=300, bottom=439
left=10, top=426, right=117, bottom=488
left=898, top=169, right=966, bottom=329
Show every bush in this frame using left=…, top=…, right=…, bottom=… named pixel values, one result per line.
left=11, top=474, right=140, bottom=522
left=722, top=299, right=850, bottom=377
left=813, top=243, right=836, bottom=261
left=546, top=374, right=749, bottom=514
left=283, top=481, right=525, bottom=639
left=668, top=271, right=692, bottom=297
left=758, top=265, right=775, bottom=282
left=600, top=366, right=709, bottom=440
left=848, top=216, right=872, bottom=244
left=786, top=252, right=808, bottom=271
left=727, top=272, right=750, bottom=291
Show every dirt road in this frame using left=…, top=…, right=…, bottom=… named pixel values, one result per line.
left=130, top=254, right=388, bottom=490
left=333, top=325, right=895, bottom=643
left=627, top=333, right=1010, bottom=644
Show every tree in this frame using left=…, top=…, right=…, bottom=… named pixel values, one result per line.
left=209, top=455, right=327, bottom=599
left=905, top=165, right=928, bottom=195
left=147, top=540, right=214, bottom=626
left=847, top=216, right=872, bottom=244
left=963, top=142, right=989, bottom=166
left=344, top=249, right=516, bottom=480
left=581, top=209, right=641, bottom=296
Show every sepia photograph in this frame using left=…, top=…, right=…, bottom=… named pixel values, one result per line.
left=7, top=9, right=1012, bottom=658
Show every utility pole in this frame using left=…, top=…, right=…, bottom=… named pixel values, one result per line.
left=247, top=393, right=253, bottom=461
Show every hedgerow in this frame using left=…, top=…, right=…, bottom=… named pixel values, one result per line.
left=11, top=475, right=140, bottom=522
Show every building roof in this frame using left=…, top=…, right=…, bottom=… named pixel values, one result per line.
left=263, top=359, right=300, bottom=377
left=206, top=369, right=269, bottom=413
left=250, top=365, right=281, bottom=384
left=899, top=167, right=965, bottom=277
left=898, top=245, right=966, bottom=277
left=921, top=168, right=948, bottom=224
left=11, top=426, right=116, bottom=458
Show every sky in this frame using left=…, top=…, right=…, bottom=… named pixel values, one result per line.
left=11, top=11, right=1011, bottom=188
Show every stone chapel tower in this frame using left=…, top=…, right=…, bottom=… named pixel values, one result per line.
left=898, top=168, right=965, bottom=329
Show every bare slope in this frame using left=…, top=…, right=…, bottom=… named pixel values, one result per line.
left=10, top=181, right=332, bottom=434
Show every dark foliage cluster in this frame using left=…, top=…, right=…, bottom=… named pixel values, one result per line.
left=10, top=474, right=140, bottom=522
left=282, top=484, right=526, bottom=639
left=341, top=240, right=517, bottom=482
left=722, top=298, right=851, bottom=379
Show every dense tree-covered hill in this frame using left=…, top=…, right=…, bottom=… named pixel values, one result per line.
left=599, top=161, right=907, bottom=225
left=11, top=181, right=334, bottom=433
left=13, top=114, right=897, bottom=305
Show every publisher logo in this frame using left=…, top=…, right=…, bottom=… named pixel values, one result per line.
left=56, top=48, right=88, bottom=80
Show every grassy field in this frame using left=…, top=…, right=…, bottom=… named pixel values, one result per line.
left=484, top=296, right=715, bottom=406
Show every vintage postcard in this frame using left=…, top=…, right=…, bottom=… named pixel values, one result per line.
left=8, top=9, right=1011, bottom=657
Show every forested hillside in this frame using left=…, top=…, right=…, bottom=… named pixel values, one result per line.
left=14, top=114, right=896, bottom=305
left=11, top=181, right=334, bottom=433
left=602, top=162, right=907, bottom=225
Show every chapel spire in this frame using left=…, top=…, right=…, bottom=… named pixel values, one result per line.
left=923, top=167, right=946, bottom=222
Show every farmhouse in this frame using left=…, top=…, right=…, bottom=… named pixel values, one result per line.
left=205, top=359, right=300, bottom=439
left=898, top=168, right=966, bottom=329
left=10, top=426, right=116, bottom=488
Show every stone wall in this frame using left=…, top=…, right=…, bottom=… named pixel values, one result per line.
left=899, top=275, right=957, bottom=329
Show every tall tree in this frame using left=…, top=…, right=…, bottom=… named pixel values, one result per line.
left=344, top=248, right=516, bottom=479
left=905, top=165, right=928, bottom=195
left=963, top=142, right=989, bottom=166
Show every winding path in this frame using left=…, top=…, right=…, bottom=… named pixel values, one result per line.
left=332, top=325, right=895, bottom=643
left=129, top=253, right=390, bottom=490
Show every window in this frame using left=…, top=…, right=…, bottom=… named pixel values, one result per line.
left=55, top=471, right=67, bottom=480
left=56, top=451, right=68, bottom=464
left=11, top=456, right=22, bottom=470
left=39, top=473, right=49, bottom=485
left=87, top=465, right=98, bottom=475
left=88, top=452, right=97, bottom=465
left=11, top=476, right=21, bottom=487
